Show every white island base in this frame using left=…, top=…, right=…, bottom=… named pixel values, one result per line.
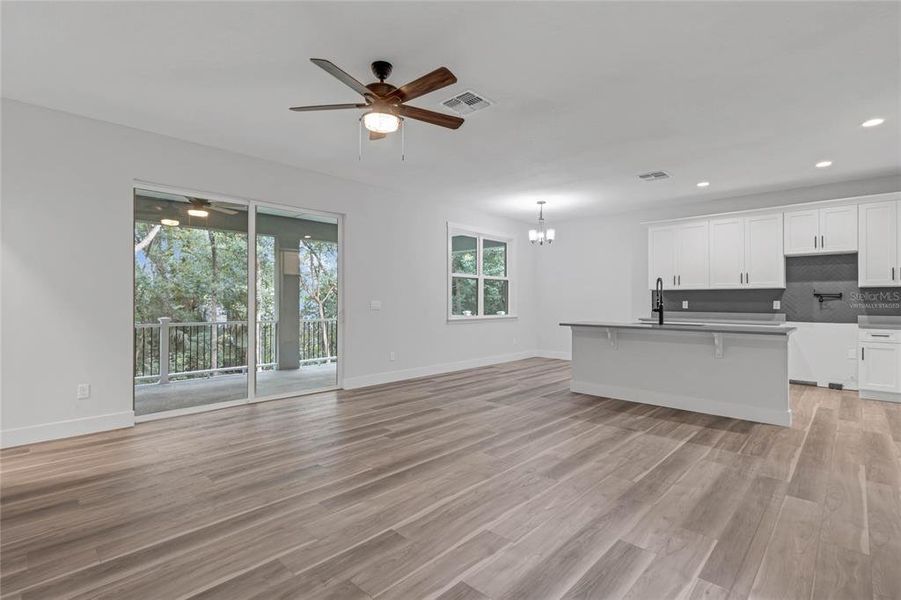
left=564, top=323, right=794, bottom=427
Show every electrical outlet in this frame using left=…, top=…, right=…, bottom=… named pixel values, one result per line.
left=682, top=301, right=688, bottom=309
left=773, top=300, right=781, bottom=310
left=389, top=351, right=396, bottom=361
left=76, top=384, right=91, bottom=400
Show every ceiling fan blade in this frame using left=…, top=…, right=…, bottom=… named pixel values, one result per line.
left=398, top=105, right=464, bottom=130
left=310, top=58, right=373, bottom=98
left=209, top=205, right=239, bottom=215
left=369, top=131, right=387, bottom=141
left=289, top=103, right=367, bottom=112
left=386, top=67, right=457, bottom=103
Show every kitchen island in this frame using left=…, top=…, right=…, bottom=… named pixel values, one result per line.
left=561, top=321, right=795, bottom=426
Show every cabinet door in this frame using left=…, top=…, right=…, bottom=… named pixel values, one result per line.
left=745, top=213, right=785, bottom=288
left=783, top=209, right=819, bottom=255
left=709, top=218, right=745, bottom=288
left=675, top=221, right=709, bottom=289
left=897, top=200, right=901, bottom=282
left=648, top=226, right=676, bottom=289
left=820, top=205, right=857, bottom=253
left=858, top=201, right=898, bottom=287
left=859, top=342, right=900, bottom=393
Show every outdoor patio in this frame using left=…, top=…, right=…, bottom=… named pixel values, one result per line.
left=134, top=362, right=337, bottom=416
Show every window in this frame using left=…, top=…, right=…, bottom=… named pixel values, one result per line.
left=448, top=224, right=514, bottom=319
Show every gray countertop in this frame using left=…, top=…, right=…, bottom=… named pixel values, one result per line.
left=859, top=316, right=901, bottom=330
left=560, top=321, right=796, bottom=335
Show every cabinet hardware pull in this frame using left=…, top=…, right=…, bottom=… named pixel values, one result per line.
left=746, top=272, right=749, bottom=284
left=862, top=347, right=865, bottom=360
left=673, top=275, right=676, bottom=286
left=814, top=235, right=817, bottom=248
left=893, top=267, right=895, bottom=281
left=678, top=275, right=681, bottom=285
left=871, top=334, right=891, bottom=338
left=739, top=273, right=742, bottom=284
left=821, top=235, right=824, bottom=248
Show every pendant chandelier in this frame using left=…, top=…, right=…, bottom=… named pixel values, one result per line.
left=528, top=201, right=556, bottom=245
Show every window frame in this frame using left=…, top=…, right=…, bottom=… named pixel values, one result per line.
left=447, top=223, right=516, bottom=322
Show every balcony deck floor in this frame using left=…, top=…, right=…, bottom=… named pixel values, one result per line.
left=134, top=363, right=337, bottom=416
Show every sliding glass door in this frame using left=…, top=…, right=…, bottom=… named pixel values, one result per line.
left=255, top=207, right=339, bottom=397
left=133, top=188, right=340, bottom=418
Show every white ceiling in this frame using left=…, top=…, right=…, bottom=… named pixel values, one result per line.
left=3, top=1, right=899, bottom=221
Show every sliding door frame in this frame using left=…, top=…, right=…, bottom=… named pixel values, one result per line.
left=132, top=180, right=344, bottom=423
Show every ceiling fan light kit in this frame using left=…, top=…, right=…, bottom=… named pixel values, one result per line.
left=290, top=58, right=464, bottom=160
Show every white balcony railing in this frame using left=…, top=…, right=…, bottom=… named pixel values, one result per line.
left=134, top=318, right=337, bottom=384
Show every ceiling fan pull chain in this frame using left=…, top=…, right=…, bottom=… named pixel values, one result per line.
left=401, top=118, right=405, bottom=162
left=358, top=117, right=363, bottom=161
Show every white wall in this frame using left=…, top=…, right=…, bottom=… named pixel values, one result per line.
left=536, top=174, right=901, bottom=358
left=0, top=100, right=538, bottom=446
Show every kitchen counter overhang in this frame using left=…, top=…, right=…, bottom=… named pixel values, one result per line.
left=561, top=321, right=795, bottom=426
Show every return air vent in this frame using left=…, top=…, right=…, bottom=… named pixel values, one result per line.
left=638, top=171, right=671, bottom=181
left=441, top=90, right=492, bottom=115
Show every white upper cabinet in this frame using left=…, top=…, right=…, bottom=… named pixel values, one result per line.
left=709, top=217, right=745, bottom=288
left=819, top=206, right=858, bottom=253
left=648, top=226, right=676, bottom=289
left=675, top=220, right=709, bottom=289
left=783, top=209, right=819, bottom=255
left=744, top=213, right=785, bottom=288
left=647, top=221, right=709, bottom=289
left=783, top=205, right=857, bottom=255
left=858, top=200, right=900, bottom=287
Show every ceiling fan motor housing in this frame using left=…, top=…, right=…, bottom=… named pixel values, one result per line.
left=371, top=60, right=393, bottom=82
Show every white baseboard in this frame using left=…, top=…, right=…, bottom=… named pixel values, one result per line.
left=533, top=349, right=572, bottom=360
left=1, top=411, right=135, bottom=448
left=571, top=380, right=792, bottom=427
left=343, top=351, right=537, bottom=389
left=859, top=389, right=901, bottom=403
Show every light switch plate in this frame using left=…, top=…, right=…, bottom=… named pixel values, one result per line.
left=370, top=300, right=382, bottom=311
left=682, top=301, right=688, bottom=309
left=773, top=300, right=781, bottom=310
left=76, top=384, right=91, bottom=400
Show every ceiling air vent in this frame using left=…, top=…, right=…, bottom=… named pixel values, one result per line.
left=637, top=171, right=671, bottom=182
left=441, top=90, right=492, bottom=116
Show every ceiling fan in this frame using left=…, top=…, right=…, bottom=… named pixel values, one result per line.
left=290, top=59, right=464, bottom=140
left=185, top=197, right=238, bottom=217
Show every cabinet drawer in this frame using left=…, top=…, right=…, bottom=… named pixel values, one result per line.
left=858, top=329, right=900, bottom=343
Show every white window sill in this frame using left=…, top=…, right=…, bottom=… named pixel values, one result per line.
left=447, top=315, right=519, bottom=323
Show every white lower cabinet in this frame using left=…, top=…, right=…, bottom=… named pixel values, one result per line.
left=859, top=342, right=900, bottom=393
left=858, top=329, right=901, bottom=399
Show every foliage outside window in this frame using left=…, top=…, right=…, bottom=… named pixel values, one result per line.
left=448, top=226, right=513, bottom=319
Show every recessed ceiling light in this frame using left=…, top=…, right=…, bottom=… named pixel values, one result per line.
left=815, top=161, right=832, bottom=168
left=696, top=181, right=710, bottom=188
left=861, top=118, right=884, bottom=128
left=160, top=218, right=180, bottom=226
left=187, top=208, right=209, bottom=218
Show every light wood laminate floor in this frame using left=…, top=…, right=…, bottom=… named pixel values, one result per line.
left=2, top=358, right=900, bottom=599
